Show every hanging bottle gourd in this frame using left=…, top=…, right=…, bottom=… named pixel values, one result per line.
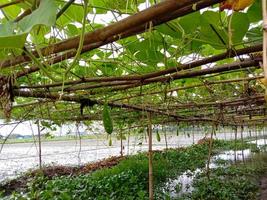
left=156, top=129, right=161, bottom=142
left=108, top=135, right=112, bottom=146
left=103, top=103, right=113, bottom=134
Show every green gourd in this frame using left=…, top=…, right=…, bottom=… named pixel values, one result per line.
left=109, top=137, right=112, bottom=146
left=156, top=130, right=161, bottom=142
left=103, top=104, right=113, bottom=134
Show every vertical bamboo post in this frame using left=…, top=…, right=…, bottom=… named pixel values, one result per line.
left=76, top=122, right=82, bottom=165
left=240, top=124, right=245, bottom=163
left=127, top=131, right=130, bottom=155
left=192, top=125, right=195, bottom=144
left=224, top=125, right=226, bottom=140
left=96, top=129, right=99, bottom=159
left=249, top=115, right=252, bottom=138
left=206, top=124, right=215, bottom=180
left=264, top=126, right=267, bottom=152
left=164, top=128, right=168, bottom=150
left=234, top=125, right=237, bottom=163
left=37, top=120, right=42, bottom=170
left=120, top=130, right=123, bottom=157
left=255, top=125, right=258, bottom=146
left=263, top=0, right=267, bottom=78
left=147, top=112, right=153, bottom=200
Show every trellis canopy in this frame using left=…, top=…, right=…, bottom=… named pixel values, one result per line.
left=0, top=0, right=265, bottom=128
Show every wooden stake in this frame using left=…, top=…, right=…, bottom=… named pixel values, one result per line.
left=147, top=112, right=153, bottom=200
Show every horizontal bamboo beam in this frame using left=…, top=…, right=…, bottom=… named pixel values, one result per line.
left=168, top=95, right=265, bottom=109
left=10, top=0, right=226, bottom=78
left=1, top=0, right=211, bottom=69
left=13, top=89, right=184, bottom=120
left=103, top=58, right=261, bottom=92
left=0, top=0, right=22, bottom=9
left=111, top=76, right=264, bottom=102
left=16, top=45, right=262, bottom=89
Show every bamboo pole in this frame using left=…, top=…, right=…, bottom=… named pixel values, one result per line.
left=263, top=0, right=267, bottom=78
left=147, top=112, right=153, bottom=200
left=37, top=120, right=42, bottom=170
left=264, top=127, right=267, bottom=152
left=127, top=131, right=130, bottom=155
left=240, top=124, right=244, bottom=163
left=192, top=125, right=195, bottom=144
left=206, top=124, right=215, bottom=179
left=234, top=126, right=237, bottom=163
left=16, top=46, right=262, bottom=89
left=164, top=128, right=168, bottom=150
left=120, top=130, right=123, bottom=157
left=1, top=0, right=224, bottom=70
left=0, top=0, right=23, bottom=9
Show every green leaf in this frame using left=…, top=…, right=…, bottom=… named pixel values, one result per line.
left=247, top=0, right=262, bottom=23
left=90, top=0, right=108, bottom=14
left=0, top=33, right=28, bottom=49
left=66, top=24, right=79, bottom=37
left=155, top=23, right=182, bottom=38
left=230, top=12, right=250, bottom=44
left=179, top=11, right=201, bottom=34
left=2, top=4, right=21, bottom=19
left=199, top=11, right=250, bottom=49
left=130, top=38, right=164, bottom=64
left=0, top=0, right=56, bottom=49
left=18, top=0, right=57, bottom=32
left=246, top=26, right=262, bottom=44
left=0, top=22, right=15, bottom=36
left=96, top=0, right=145, bottom=13
left=200, top=11, right=228, bottom=49
left=58, top=4, right=86, bottom=23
